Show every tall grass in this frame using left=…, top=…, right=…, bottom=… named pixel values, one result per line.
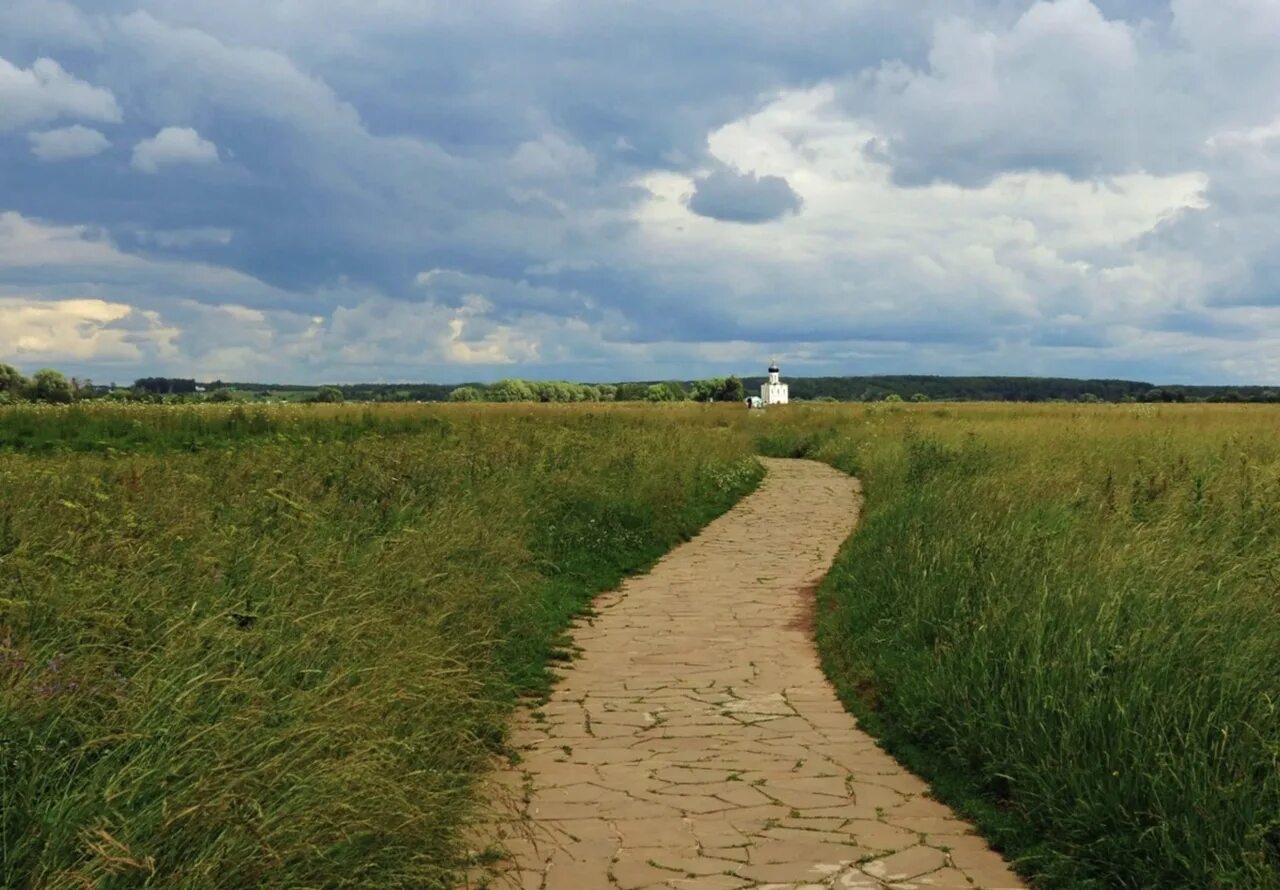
left=7, top=400, right=1279, bottom=888
left=757, top=403, right=1280, bottom=889
left=0, top=403, right=455, bottom=455
left=0, top=404, right=760, bottom=888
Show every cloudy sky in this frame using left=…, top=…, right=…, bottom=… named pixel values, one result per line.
left=2, top=0, right=1279, bottom=384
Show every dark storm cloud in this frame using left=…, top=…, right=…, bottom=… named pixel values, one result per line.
left=686, top=168, right=803, bottom=224
left=0, top=0, right=916, bottom=341
left=2, top=1, right=1280, bottom=383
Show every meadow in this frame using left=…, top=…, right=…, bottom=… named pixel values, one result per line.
left=2, top=400, right=1278, bottom=888
left=756, top=403, right=1280, bottom=889
left=0, top=402, right=454, bottom=455
left=0, top=403, right=761, bottom=888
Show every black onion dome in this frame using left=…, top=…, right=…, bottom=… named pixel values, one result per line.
left=768, top=363, right=780, bottom=374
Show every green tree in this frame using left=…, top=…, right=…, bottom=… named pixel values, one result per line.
left=883, top=393, right=904, bottom=403
left=449, top=385, right=484, bottom=402
left=487, top=379, right=536, bottom=402
left=536, top=381, right=583, bottom=403
left=0, top=364, right=28, bottom=402
left=30, top=369, right=74, bottom=404
left=313, top=386, right=345, bottom=403
left=208, top=388, right=235, bottom=403
left=645, top=383, right=673, bottom=402
left=911, top=392, right=929, bottom=402
left=691, top=378, right=744, bottom=403
left=718, top=376, right=745, bottom=402
left=690, top=378, right=724, bottom=402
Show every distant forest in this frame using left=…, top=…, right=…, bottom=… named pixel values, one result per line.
left=205, top=375, right=1280, bottom=404
left=12, top=369, right=1274, bottom=404
left=740, top=375, right=1280, bottom=403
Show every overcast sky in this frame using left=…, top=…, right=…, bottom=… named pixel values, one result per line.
left=2, top=0, right=1279, bottom=384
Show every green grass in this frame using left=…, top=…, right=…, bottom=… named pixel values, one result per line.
left=0, top=403, right=457, bottom=455
left=757, top=403, right=1280, bottom=889
left=0, top=404, right=761, bottom=888
left=5, top=400, right=1280, bottom=888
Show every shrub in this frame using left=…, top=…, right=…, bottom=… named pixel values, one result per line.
left=486, top=379, right=536, bottom=402
left=448, top=385, right=483, bottom=402
left=29, top=369, right=74, bottom=404
left=0, top=365, right=27, bottom=401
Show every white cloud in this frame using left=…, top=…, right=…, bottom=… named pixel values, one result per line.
left=632, top=84, right=1211, bottom=349
left=28, top=124, right=110, bottom=161
left=131, top=126, right=220, bottom=173
left=0, top=55, right=121, bottom=132
left=324, top=294, right=540, bottom=367
left=841, top=0, right=1152, bottom=185
left=0, top=211, right=129, bottom=269
left=1205, top=118, right=1280, bottom=164
left=0, top=296, right=177, bottom=363
left=0, top=212, right=568, bottom=378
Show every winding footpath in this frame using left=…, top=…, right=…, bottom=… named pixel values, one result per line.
left=469, top=458, right=1025, bottom=890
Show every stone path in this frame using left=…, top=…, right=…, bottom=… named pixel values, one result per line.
left=468, top=458, right=1025, bottom=890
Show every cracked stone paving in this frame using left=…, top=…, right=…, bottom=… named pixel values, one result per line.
left=466, top=458, right=1026, bottom=890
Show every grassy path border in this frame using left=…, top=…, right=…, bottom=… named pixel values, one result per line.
left=755, top=436, right=1045, bottom=888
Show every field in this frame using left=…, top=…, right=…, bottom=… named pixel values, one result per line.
left=0, top=404, right=761, bottom=888
left=2, top=402, right=1278, bottom=888
left=757, top=403, right=1280, bottom=889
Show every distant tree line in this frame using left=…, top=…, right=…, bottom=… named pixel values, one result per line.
left=443, top=375, right=1280, bottom=404
left=738, top=375, right=1280, bottom=404
left=4, top=365, right=1280, bottom=406
left=133, top=377, right=199, bottom=395
left=446, top=376, right=748, bottom=404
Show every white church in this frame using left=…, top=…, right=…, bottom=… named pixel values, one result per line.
left=760, top=360, right=789, bottom=405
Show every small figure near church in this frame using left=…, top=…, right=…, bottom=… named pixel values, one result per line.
left=761, top=359, right=789, bottom=406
